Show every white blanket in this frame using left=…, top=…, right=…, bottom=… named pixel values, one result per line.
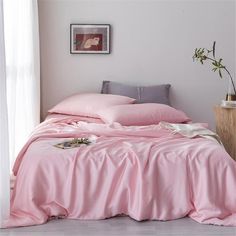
left=159, top=122, right=222, bottom=145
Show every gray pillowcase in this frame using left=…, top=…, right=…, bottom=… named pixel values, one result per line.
left=101, top=81, right=171, bottom=105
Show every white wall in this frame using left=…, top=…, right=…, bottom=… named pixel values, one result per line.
left=38, top=0, right=236, bottom=129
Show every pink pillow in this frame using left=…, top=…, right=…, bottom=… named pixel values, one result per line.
left=48, top=93, right=136, bottom=118
left=98, top=103, right=191, bottom=126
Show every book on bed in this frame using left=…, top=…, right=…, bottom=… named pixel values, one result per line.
left=54, top=138, right=91, bottom=149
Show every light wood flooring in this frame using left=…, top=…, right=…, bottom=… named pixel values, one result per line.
left=1, top=216, right=236, bottom=236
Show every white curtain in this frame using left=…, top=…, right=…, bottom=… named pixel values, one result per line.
left=0, top=0, right=40, bottom=227
left=3, top=0, right=40, bottom=170
left=0, top=0, right=10, bottom=227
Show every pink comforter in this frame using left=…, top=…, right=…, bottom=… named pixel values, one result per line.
left=5, top=115, right=236, bottom=227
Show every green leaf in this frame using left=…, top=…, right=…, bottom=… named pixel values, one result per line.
left=219, top=69, right=222, bottom=78
left=212, top=61, right=217, bottom=66
left=213, top=41, right=216, bottom=58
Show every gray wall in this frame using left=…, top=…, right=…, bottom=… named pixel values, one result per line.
left=38, top=0, right=236, bottom=129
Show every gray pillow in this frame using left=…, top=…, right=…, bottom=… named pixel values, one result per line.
left=101, top=81, right=171, bottom=105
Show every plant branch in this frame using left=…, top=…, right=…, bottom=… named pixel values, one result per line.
left=193, top=42, right=236, bottom=95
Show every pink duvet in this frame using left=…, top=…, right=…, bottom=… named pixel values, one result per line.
left=5, top=115, right=236, bottom=227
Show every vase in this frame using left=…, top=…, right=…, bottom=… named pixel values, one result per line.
left=226, top=94, right=236, bottom=101
left=226, top=76, right=236, bottom=101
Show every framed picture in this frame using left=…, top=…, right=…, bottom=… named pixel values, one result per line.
left=70, top=24, right=110, bottom=54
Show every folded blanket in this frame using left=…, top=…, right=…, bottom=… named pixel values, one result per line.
left=159, top=121, right=222, bottom=145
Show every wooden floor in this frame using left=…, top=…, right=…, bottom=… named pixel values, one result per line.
left=1, top=217, right=236, bottom=236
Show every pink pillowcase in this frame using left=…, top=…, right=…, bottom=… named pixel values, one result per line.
left=48, top=93, right=136, bottom=118
left=98, top=103, right=191, bottom=126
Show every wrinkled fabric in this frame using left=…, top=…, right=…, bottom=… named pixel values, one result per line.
left=5, top=115, right=236, bottom=227
left=159, top=121, right=222, bottom=145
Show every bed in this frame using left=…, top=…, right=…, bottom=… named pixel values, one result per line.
left=5, top=92, right=236, bottom=227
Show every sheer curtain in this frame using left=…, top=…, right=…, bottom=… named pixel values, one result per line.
left=3, top=0, right=40, bottom=170
left=0, top=0, right=10, bottom=227
left=0, top=0, right=40, bottom=226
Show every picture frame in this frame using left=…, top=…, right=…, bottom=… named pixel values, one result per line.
left=70, top=24, right=111, bottom=54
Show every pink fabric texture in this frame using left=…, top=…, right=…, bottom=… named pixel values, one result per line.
left=48, top=93, right=136, bottom=118
left=5, top=115, right=236, bottom=227
left=98, top=103, right=191, bottom=125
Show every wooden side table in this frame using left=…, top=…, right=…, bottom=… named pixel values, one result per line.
left=214, top=105, right=236, bottom=161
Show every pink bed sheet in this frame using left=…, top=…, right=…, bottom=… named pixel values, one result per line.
left=5, top=114, right=236, bottom=227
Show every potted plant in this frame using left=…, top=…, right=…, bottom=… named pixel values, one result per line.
left=193, top=42, right=236, bottom=101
